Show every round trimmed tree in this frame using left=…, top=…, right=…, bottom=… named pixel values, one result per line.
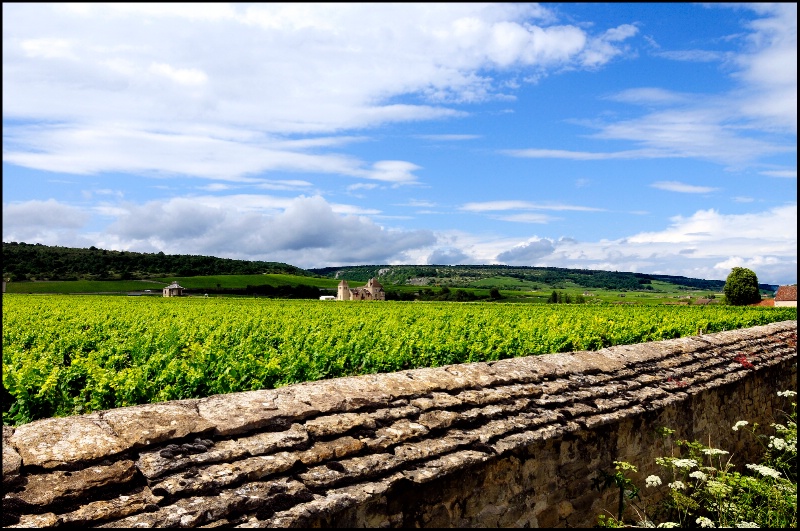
left=723, top=267, right=761, bottom=305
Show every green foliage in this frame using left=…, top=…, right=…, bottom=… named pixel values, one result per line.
left=724, top=267, right=762, bottom=306
left=2, top=241, right=309, bottom=281
left=3, top=295, right=795, bottom=426
left=595, top=391, right=798, bottom=528
left=310, top=264, right=735, bottom=293
left=593, top=461, right=641, bottom=523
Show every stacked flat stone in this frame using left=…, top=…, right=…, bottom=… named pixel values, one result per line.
left=2, top=321, right=796, bottom=528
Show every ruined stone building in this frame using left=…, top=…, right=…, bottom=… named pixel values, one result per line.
left=337, top=278, right=385, bottom=301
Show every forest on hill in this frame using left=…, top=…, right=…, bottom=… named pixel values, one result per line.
left=308, top=264, right=748, bottom=292
left=1, top=242, right=309, bottom=281
left=2, top=241, right=778, bottom=293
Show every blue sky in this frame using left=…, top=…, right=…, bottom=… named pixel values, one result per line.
left=3, top=3, right=796, bottom=285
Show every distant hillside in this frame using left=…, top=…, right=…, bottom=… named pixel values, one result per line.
left=308, top=264, right=777, bottom=293
left=2, top=242, right=778, bottom=293
left=1, top=242, right=310, bottom=281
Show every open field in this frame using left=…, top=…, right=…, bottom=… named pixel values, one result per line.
left=3, top=294, right=795, bottom=426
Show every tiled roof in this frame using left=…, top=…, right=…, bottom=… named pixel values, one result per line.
left=775, top=285, right=797, bottom=301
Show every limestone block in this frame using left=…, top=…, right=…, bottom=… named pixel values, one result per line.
left=410, top=391, right=463, bottom=411
left=417, top=410, right=460, bottom=430
left=58, top=486, right=162, bottom=526
left=11, top=460, right=136, bottom=506
left=304, top=412, right=377, bottom=438
left=10, top=414, right=125, bottom=468
left=2, top=425, right=21, bottom=480
left=102, top=401, right=214, bottom=448
left=137, top=438, right=239, bottom=480
left=150, top=451, right=298, bottom=497
left=236, top=423, right=308, bottom=456
left=298, top=436, right=365, bottom=465
left=197, top=390, right=284, bottom=436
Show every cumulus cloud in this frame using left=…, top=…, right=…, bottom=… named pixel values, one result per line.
left=2, top=199, right=89, bottom=230
left=651, top=181, right=719, bottom=194
left=2, top=199, right=91, bottom=244
left=3, top=3, right=637, bottom=179
left=502, top=5, right=796, bottom=169
left=101, top=195, right=437, bottom=267
left=428, top=247, right=469, bottom=265
left=496, top=238, right=556, bottom=264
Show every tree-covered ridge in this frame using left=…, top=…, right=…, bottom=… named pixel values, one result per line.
left=308, top=264, right=757, bottom=292
left=1, top=242, right=310, bottom=281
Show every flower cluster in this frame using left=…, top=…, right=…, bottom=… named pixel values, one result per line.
left=745, top=463, right=782, bottom=479
left=732, top=420, right=749, bottom=431
left=646, top=475, right=662, bottom=488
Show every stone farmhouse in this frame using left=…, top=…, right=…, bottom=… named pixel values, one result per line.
left=337, top=278, right=386, bottom=301
left=775, top=285, right=797, bottom=307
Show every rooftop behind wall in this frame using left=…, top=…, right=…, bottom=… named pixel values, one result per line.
left=3, top=320, right=797, bottom=528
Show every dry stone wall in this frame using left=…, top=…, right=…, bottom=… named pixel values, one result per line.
left=2, top=320, right=797, bottom=528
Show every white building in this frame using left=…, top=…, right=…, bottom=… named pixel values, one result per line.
left=775, top=285, right=797, bottom=307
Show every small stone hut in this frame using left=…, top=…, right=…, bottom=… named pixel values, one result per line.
left=162, top=281, right=185, bottom=297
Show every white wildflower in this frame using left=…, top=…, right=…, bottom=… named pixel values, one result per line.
left=768, top=436, right=787, bottom=451
left=646, top=475, right=662, bottom=488
left=745, top=464, right=782, bottom=479
left=735, top=521, right=759, bottom=528
left=672, top=458, right=698, bottom=469
left=657, top=523, right=680, bottom=528
left=668, top=481, right=686, bottom=490
left=777, top=390, right=796, bottom=398
left=696, top=516, right=715, bottom=527
left=690, top=470, right=708, bottom=481
left=702, top=448, right=729, bottom=456
left=732, top=420, right=748, bottom=431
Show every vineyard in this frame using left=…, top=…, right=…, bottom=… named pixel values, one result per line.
left=2, top=294, right=796, bottom=426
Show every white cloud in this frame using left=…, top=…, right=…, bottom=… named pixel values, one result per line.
left=734, top=3, right=797, bottom=133
left=31, top=195, right=435, bottom=268
left=2, top=199, right=90, bottom=243
left=410, top=205, right=797, bottom=284
left=149, top=62, right=208, bottom=86
left=607, top=87, right=688, bottom=105
left=2, top=124, right=422, bottom=184
left=428, top=247, right=470, bottom=265
left=502, top=148, right=666, bottom=160
left=760, top=169, right=796, bottom=178
left=3, top=3, right=638, bottom=180
left=20, top=38, right=76, bottom=59
left=651, top=181, right=719, bottom=194
left=493, top=213, right=557, bottom=224
left=460, top=200, right=604, bottom=212
left=503, top=5, right=797, bottom=169
left=414, top=134, right=481, bottom=141
left=496, top=238, right=556, bottom=264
